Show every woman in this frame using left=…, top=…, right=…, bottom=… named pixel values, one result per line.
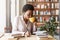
left=12, top=4, right=37, bottom=36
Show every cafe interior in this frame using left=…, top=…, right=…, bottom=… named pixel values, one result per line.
left=0, top=0, right=60, bottom=40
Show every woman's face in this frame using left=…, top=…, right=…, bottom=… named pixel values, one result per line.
left=24, top=10, right=33, bottom=20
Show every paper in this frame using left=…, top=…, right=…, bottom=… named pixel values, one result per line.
left=11, top=32, right=25, bottom=37
left=0, top=33, right=4, bottom=38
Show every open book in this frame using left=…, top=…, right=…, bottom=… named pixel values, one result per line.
left=0, top=33, right=4, bottom=38
left=11, top=32, right=25, bottom=37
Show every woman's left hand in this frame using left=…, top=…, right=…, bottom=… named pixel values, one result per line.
left=33, top=22, right=37, bottom=26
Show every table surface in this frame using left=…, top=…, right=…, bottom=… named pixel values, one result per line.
left=0, top=34, right=38, bottom=40
left=0, top=33, right=59, bottom=40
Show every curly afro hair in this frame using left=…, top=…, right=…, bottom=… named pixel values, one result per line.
left=22, top=4, right=34, bottom=12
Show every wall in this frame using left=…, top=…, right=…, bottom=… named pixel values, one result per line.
left=0, top=0, right=6, bottom=32
left=19, top=0, right=26, bottom=15
left=0, top=0, right=26, bottom=32
left=11, top=0, right=16, bottom=25
left=11, top=0, right=26, bottom=23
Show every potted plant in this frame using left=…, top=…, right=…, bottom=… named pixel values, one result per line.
left=40, top=16, right=58, bottom=36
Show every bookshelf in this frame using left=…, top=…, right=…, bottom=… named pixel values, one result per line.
left=26, top=0, right=59, bottom=26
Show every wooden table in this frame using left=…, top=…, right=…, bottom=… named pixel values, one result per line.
left=0, top=33, right=38, bottom=40
left=0, top=33, right=56, bottom=40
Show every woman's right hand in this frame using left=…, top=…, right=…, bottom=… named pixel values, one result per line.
left=25, top=31, right=31, bottom=37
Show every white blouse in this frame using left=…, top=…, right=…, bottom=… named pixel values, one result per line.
left=12, top=15, right=36, bottom=33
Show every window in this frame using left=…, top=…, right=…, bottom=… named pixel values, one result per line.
left=0, top=0, right=6, bottom=32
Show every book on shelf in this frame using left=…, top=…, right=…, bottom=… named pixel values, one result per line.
left=46, top=3, right=50, bottom=8
left=34, top=4, right=37, bottom=8
left=55, top=3, right=59, bottom=8
left=37, top=4, right=40, bottom=8
left=40, top=17, right=43, bottom=22
left=51, top=3, right=55, bottom=9
left=33, top=11, right=36, bottom=15
left=36, top=10, right=40, bottom=15
left=36, top=17, right=39, bottom=22
left=44, top=4, right=48, bottom=9
left=41, top=4, right=50, bottom=9
left=51, top=10, right=56, bottom=15
left=57, top=16, right=59, bottom=21
left=39, top=0, right=45, bottom=2
left=27, top=0, right=59, bottom=2
left=36, top=17, right=38, bottom=19
left=50, top=0, right=58, bottom=2
left=56, top=10, right=59, bottom=15
left=45, top=0, right=50, bottom=2
left=36, top=0, right=59, bottom=2
left=27, top=0, right=32, bottom=2
left=56, top=17, right=58, bottom=22
left=41, top=4, right=45, bottom=9
left=43, top=11, right=46, bottom=15
left=44, top=11, right=50, bottom=15
left=53, top=0, right=59, bottom=2
left=33, top=0, right=35, bottom=1
left=36, top=10, right=38, bottom=15
left=43, top=17, right=50, bottom=22
left=27, top=0, right=35, bottom=2
left=47, top=11, right=51, bottom=15
left=36, top=0, right=45, bottom=2
left=34, top=4, right=41, bottom=9
left=48, top=0, right=53, bottom=2
left=40, top=11, right=44, bottom=15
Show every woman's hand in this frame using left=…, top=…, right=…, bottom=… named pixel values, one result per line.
left=33, top=22, right=37, bottom=26
left=25, top=31, right=31, bottom=37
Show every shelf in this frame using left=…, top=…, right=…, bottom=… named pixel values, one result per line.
left=27, top=1, right=59, bottom=4
left=54, top=21, right=59, bottom=24
left=34, top=8, right=59, bottom=11
left=36, top=22, right=45, bottom=25
left=33, top=15, right=59, bottom=17
left=26, top=0, right=59, bottom=26
left=36, top=21, right=59, bottom=26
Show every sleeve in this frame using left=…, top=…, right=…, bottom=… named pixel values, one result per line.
left=33, top=23, right=37, bottom=32
left=12, top=16, right=19, bottom=33
left=31, top=23, right=37, bottom=34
